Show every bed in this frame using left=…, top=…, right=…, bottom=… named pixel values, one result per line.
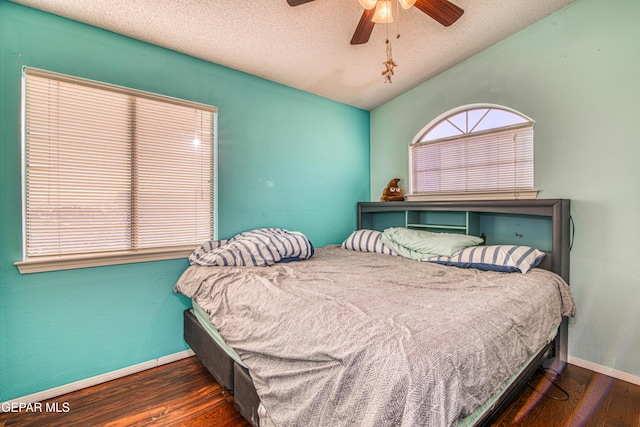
left=174, top=199, right=574, bottom=427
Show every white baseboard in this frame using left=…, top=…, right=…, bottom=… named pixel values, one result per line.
left=568, top=356, right=640, bottom=386
left=1, top=349, right=194, bottom=411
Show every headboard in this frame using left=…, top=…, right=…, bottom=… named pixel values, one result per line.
left=357, top=199, right=571, bottom=284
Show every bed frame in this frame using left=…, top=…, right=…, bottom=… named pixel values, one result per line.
left=183, top=199, right=571, bottom=427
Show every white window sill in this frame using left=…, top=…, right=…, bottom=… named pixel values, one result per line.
left=14, top=247, right=194, bottom=274
left=405, top=189, right=539, bottom=202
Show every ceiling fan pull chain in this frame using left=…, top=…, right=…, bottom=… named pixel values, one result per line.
left=395, top=0, right=401, bottom=39
left=381, top=6, right=397, bottom=84
left=382, top=38, right=397, bottom=83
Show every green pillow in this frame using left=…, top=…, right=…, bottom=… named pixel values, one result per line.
left=381, top=227, right=484, bottom=261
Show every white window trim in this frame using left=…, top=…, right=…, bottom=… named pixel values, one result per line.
left=408, top=103, right=538, bottom=201
left=409, top=103, right=535, bottom=146
left=17, top=67, right=218, bottom=274
left=406, top=189, right=539, bottom=202
left=14, top=247, right=194, bottom=274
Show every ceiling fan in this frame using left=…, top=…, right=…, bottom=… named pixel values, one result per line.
left=286, top=0, right=464, bottom=45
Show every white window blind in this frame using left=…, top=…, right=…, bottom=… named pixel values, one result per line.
left=411, top=125, right=533, bottom=193
left=21, top=68, right=215, bottom=265
left=409, top=106, right=535, bottom=199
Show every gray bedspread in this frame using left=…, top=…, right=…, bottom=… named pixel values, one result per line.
left=174, top=245, right=574, bottom=427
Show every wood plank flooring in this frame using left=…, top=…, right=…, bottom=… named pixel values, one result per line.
left=1, top=356, right=639, bottom=426
left=0, top=357, right=248, bottom=427
left=494, top=363, right=640, bottom=426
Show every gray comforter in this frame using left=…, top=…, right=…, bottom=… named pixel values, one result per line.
left=174, top=245, right=574, bottom=427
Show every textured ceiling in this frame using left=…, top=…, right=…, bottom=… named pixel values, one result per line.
left=11, top=0, right=575, bottom=111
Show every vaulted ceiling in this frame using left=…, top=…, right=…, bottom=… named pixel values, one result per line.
left=11, top=0, right=575, bottom=111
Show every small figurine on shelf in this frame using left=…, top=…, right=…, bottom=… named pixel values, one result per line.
left=380, top=178, right=404, bottom=202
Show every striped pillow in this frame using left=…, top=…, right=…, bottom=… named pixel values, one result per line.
left=426, top=245, right=545, bottom=274
left=189, top=228, right=314, bottom=267
left=341, top=229, right=396, bottom=256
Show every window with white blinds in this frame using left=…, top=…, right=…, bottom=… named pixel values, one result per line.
left=18, top=68, right=216, bottom=272
left=408, top=106, right=537, bottom=201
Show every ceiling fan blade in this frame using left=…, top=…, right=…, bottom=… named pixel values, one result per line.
left=287, top=0, right=316, bottom=6
left=414, top=0, right=464, bottom=27
left=351, top=9, right=376, bottom=45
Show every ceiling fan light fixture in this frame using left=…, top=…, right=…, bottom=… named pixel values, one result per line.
left=372, top=0, right=393, bottom=23
left=358, top=0, right=378, bottom=10
left=398, top=0, right=416, bottom=9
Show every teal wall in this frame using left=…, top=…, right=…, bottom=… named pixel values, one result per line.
left=0, top=1, right=369, bottom=400
left=371, top=0, right=640, bottom=377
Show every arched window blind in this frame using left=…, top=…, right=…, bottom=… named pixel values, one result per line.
left=408, top=105, right=536, bottom=201
left=18, top=68, right=216, bottom=272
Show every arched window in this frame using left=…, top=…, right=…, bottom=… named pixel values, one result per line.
left=408, top=104, right=538, bottom=201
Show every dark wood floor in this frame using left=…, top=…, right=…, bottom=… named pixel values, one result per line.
left=1, top=356, right=639, bottom=426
